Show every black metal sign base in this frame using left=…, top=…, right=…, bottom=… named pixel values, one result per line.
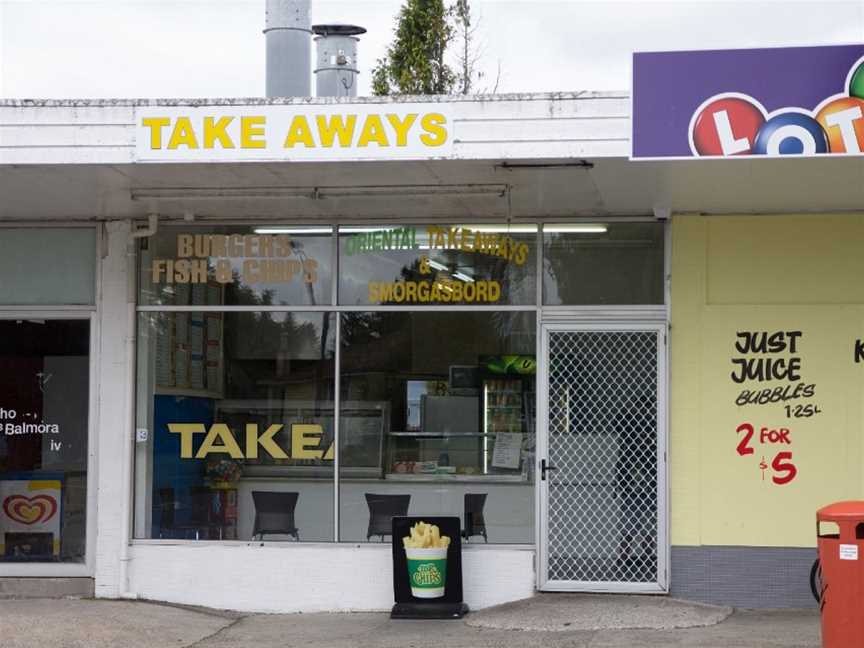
left=390, top=516, right=469, bottom=620
left=390, top=601, right=469, bottom=620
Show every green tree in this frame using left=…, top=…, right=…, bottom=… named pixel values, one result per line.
left=372, top=0, right=455, bottom=95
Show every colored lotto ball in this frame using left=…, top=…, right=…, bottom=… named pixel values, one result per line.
left=815, top=96, right=864, bottom=153
left=752, top=112, right=829, bottom=155
left=849, top=59, right=864, bottom=99
left=691, top=96, right=765, bottom=156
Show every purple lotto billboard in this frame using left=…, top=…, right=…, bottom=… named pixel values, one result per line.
left=631, top=44, right=864, bottom=159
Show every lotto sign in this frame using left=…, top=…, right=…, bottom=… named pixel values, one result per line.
left=0, top=478, right=62, bottom=558
left=632, top=44, right=864, bottom=159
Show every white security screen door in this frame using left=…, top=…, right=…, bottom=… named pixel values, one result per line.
left=538, top=322, right=667, bottom=592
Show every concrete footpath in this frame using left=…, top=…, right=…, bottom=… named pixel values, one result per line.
left=0, top=595, right=820, bottom=648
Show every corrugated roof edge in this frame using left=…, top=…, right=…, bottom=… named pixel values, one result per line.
left=0, top=90, right=627, bottom=108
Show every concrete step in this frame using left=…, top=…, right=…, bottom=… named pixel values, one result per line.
left=0, top=577, right=94, bottom=599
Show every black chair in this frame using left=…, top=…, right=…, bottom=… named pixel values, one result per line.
left=158, top=487, right=214, bottom=540
left=157, top=488, right=175, bottom=539
left=252, top=491, right=300, bottom=541
left=461, top=493, right=488, bottom=543
left=365, top=493, right=410, bottom=541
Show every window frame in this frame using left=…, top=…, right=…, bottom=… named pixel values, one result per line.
left=0, top=223, right=100, bottom=576
left=133, top=220, right=666, bottom=546
left=0, top=311, right=99, bottom=576
left=0, top=224, right=99, bottom=309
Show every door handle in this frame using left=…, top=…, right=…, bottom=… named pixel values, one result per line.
left=541, top=459, right=557, bottom=481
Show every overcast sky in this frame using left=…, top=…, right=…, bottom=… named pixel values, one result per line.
left=0, top=0, right=862, bottom=99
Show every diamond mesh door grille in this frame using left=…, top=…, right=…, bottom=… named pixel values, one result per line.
left=545, top=329, right=659, bottom=586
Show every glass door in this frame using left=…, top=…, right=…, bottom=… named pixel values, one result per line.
left=0, top=318, right=91, bottom=567
left=538, top=321, right=667, bottom=592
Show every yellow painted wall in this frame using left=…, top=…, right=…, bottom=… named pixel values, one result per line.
left=671, top=214, right=864, bottom=548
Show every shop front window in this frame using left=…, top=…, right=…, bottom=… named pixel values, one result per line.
left=339, top=311, right=535, bottom=543
left=135, top=312, right=335, bottom=541
left=543, top=223, right=665, bottom=305
left=134, top=221, right=662, bottom=545
left=339, top=225, right=537, bottom=306
left=139, top=226, right=333, bottom=307
left=0, top=228, right=96, bottom=305
left=0, top=320, right=90, bottom=563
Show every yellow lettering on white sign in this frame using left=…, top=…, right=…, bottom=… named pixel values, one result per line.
left=168, top=117, right=199, bottom=150
left=317, top=114, right=357, bottom=147
left=386, top=113, right=418, bottom=147
left=283, top=115, right=316, bottom=148
left=240, top=116, right=267, bottom=149
left=204, top=116, right=235, bottom=149
left=420, top=113, right=448, bottom=147
left=141, top=117, right=170, bottom=149
left=357, top=114, right=389, bottom=147
left=137, top=109, right=451, bottom=156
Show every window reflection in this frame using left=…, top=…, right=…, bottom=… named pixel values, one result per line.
left=339, top=312, right=536, bottom=543
left=139, top=227, right=333, bottom=307
left=134, top=220, right=664, bottom=547
left=339, top=225, right=537, bottom=306
left=543, top=223, right=664, bottom=305
left=135, top=312, right=336, bottom=542
left=0, top=320, right=90, bottom=563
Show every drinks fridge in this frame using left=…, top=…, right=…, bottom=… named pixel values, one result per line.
left=480, top=359, right=535, bottom=477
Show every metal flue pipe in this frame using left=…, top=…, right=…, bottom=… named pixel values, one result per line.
left=264, top=0, right=312, bottom=97
left=312, top=24, right=366, bottom=98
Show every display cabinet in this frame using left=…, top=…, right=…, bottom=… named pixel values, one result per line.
left=385, top=390, right=535, bottom=482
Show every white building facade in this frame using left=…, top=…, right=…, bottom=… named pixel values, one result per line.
left=2, top=91, right=862, bottom=611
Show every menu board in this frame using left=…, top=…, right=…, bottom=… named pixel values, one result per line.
left=491, top=432, right=522, bottom=470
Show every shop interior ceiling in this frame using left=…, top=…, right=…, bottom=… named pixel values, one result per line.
left=1, top=155, right=863, bottom=221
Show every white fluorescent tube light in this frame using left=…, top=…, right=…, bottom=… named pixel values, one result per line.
left=457, top=224, right=538, bottom=233
left=338, top=226, right=400, bottom=234
left=543, top=224, right=608, bottom=233
left=427, top=260, right=448, bottom=272
left=453, top=272, right=475, bottom=283
left=253, top=227, right=332, bottom=234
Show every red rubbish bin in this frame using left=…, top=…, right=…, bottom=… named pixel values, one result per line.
left=816, top=501, right=864, bottom=648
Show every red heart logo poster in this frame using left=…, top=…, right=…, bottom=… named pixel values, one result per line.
left=2, top=495, right=57, bottom=525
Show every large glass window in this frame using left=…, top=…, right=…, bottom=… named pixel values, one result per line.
left=134, top=221, right=663, bottom=545
left=543, top=223, right=665, bottom=305
left=339, top=311, right=536, bottom=543
left=135, top=312, right=335, bottom=541
left=339, top=225, right=537, bottom=306
left=139, top=226, right=333, bottom=307
left=0, top=228, right=96, bottom=305
left=0, top=320, right=90, bottom=562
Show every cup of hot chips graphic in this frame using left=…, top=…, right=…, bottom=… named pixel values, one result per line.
left=403, top=521, right=450, bottom=598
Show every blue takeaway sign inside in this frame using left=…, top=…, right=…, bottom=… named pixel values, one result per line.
left=631, top=44, right=864, bottom=159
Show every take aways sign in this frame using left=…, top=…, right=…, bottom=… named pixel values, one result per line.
left=632, top=44, right=864, bottom=159
left=169, top=422, right=331, bottom=460
left=136, top=105, right=451, bottom=162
